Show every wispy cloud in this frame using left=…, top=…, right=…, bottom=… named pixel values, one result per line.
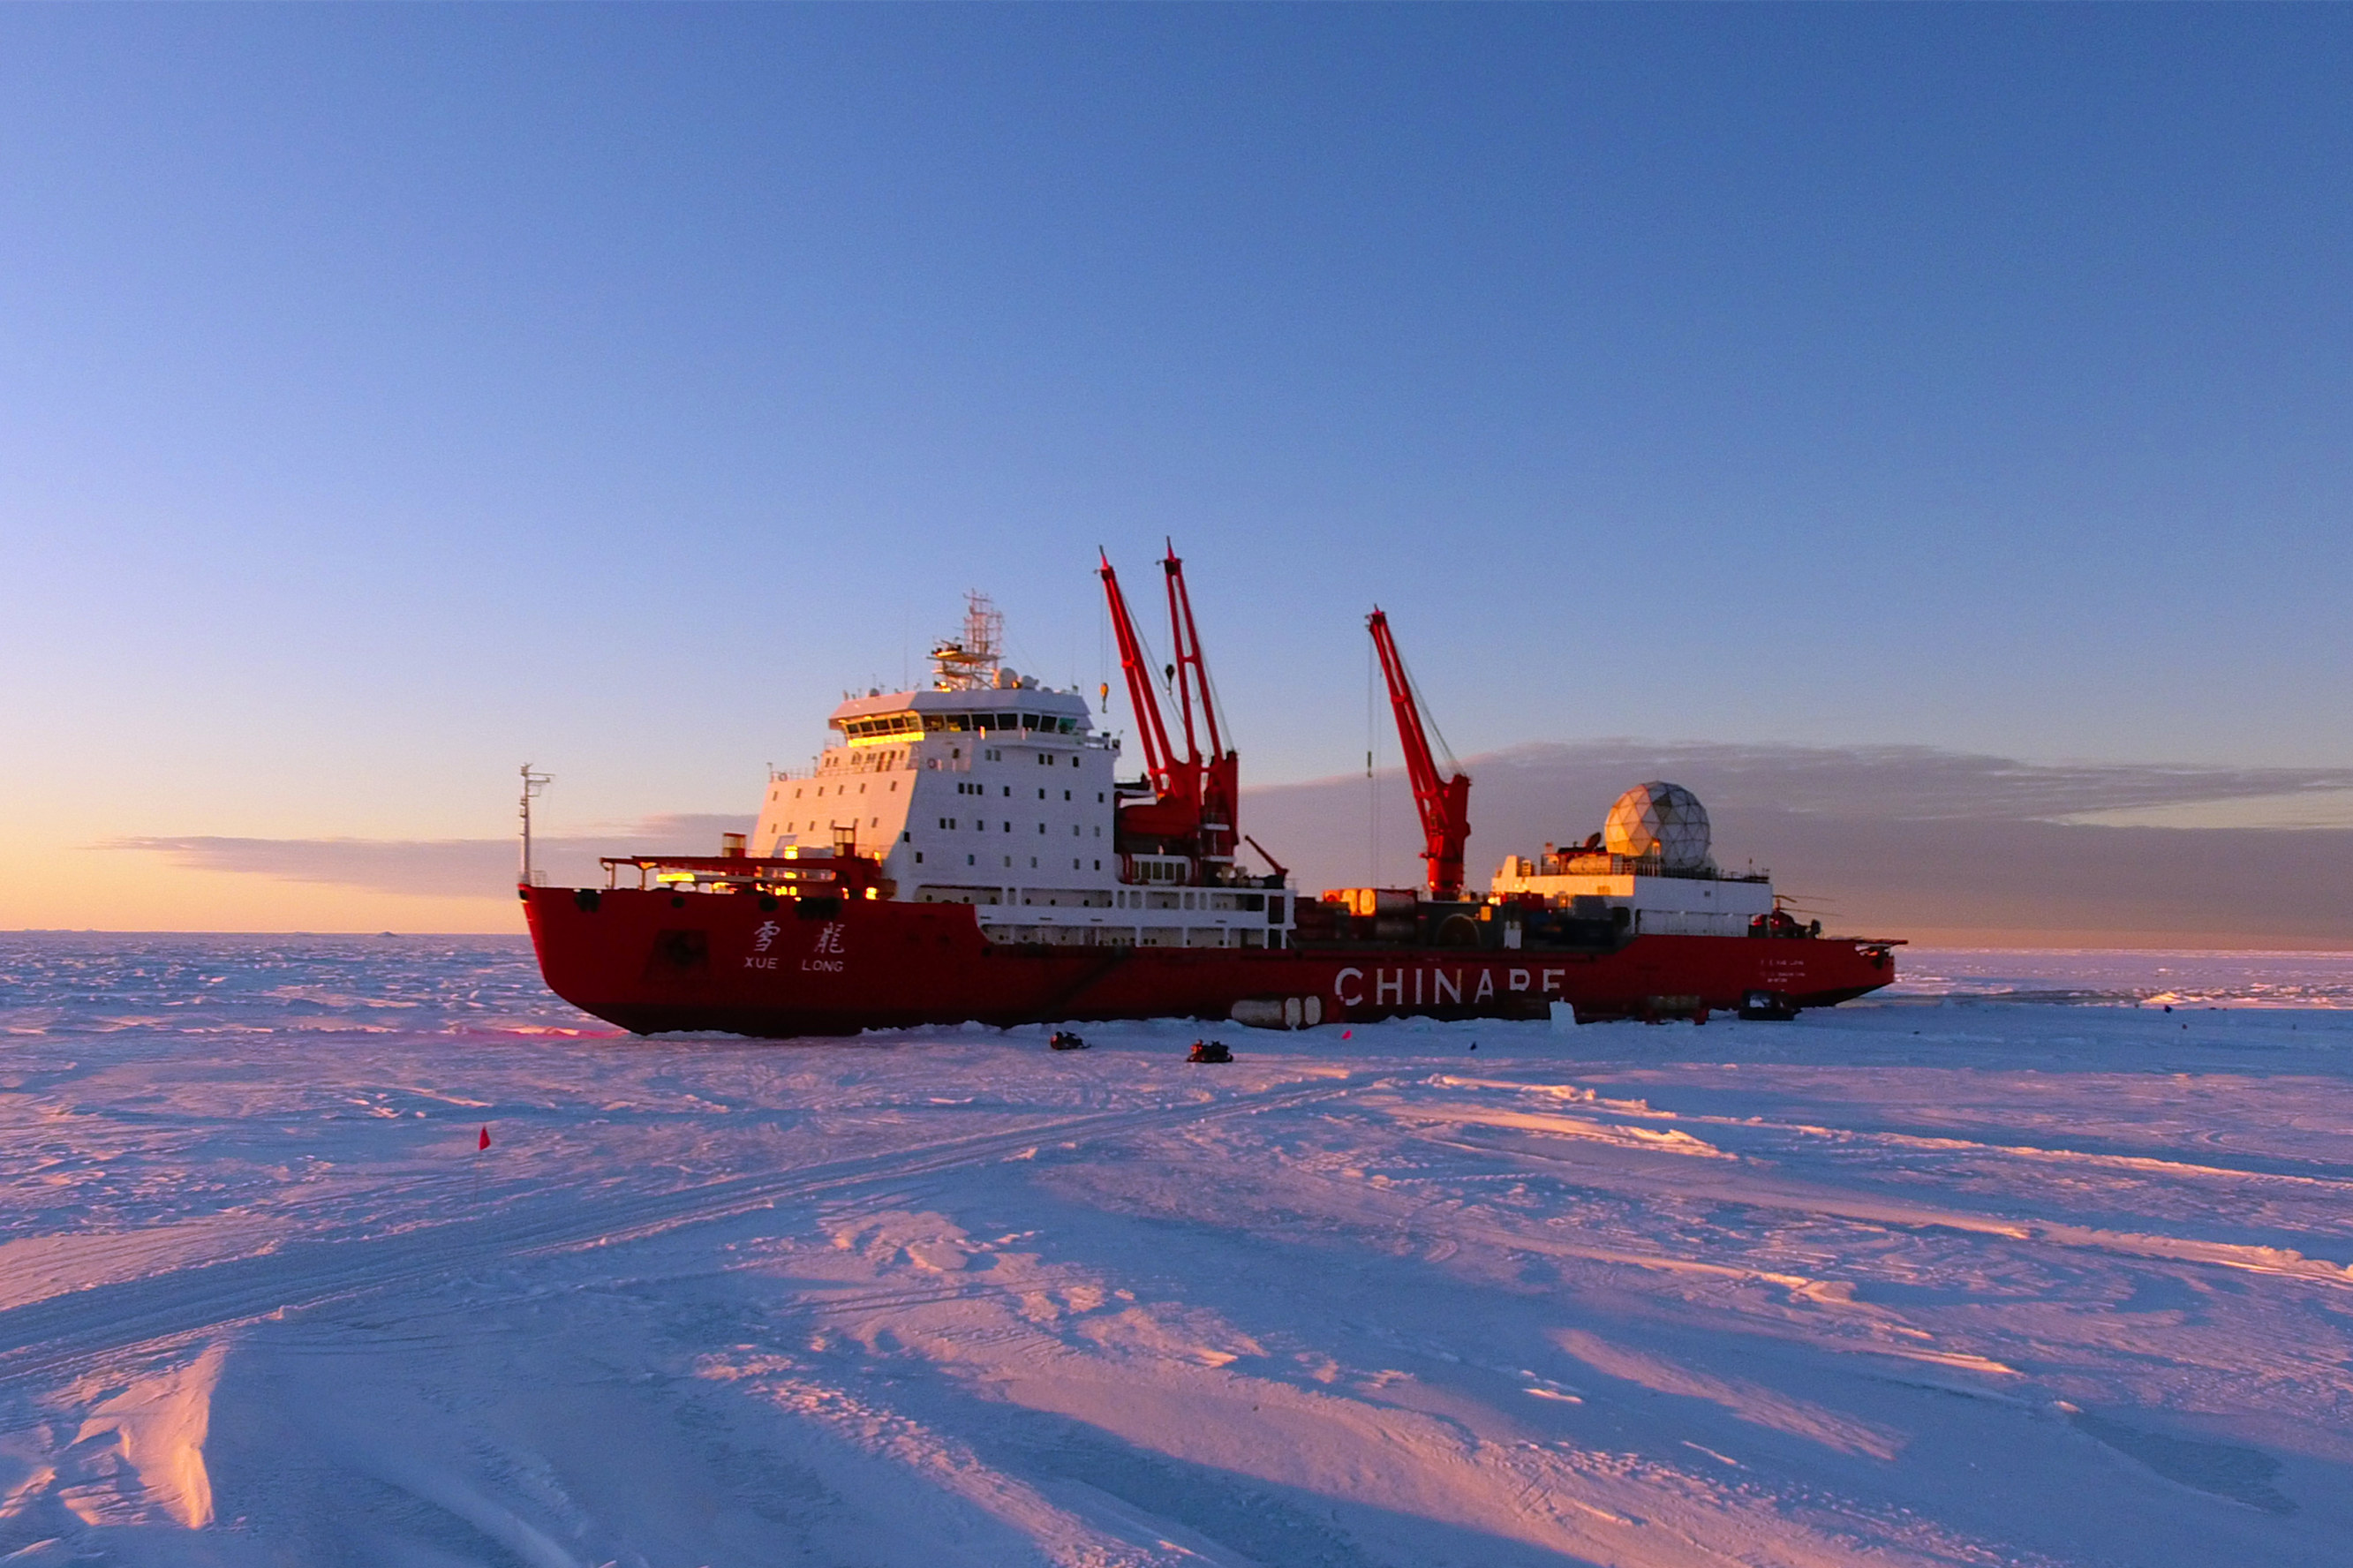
left=1248, top=742, right=2353, bottom=946
left=103, top=815, right=752, bottom=901
left=1408, top=741, right=2353, bottom=825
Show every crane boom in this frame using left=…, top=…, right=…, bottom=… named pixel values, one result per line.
left=1162, top=544, right=1227, bottom=766
left=1097, top=545, right=1241, bottom=875
left=1368, top=607, right=1471, bottom=900
left=1099, top=552, right=1181, bottom=804
left=1162, top=544, right=1238, bottom=866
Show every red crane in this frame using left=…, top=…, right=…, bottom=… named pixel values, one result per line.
left=1097, top=545, right=1240, bottom=874
left=1162, top=543, right=1238, bottom=870
left=1368, top=607, right=1471, bottom=901
left=1098, top=551, right=1181, bottom=808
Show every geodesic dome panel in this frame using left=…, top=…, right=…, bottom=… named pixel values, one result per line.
left=1603, top=781, right=1711, bottom=871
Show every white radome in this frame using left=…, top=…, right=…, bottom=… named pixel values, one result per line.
left=1603, top=781, right=1712, bottom=871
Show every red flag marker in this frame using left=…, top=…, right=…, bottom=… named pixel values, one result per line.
left=478, top=1126, right=491, bottom=1150
left=1340, top=1029, right=1352, bottom=1040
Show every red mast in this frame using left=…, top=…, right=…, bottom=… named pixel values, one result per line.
left=1162, top=543, right=1238, bottom=871
left=1098, top=552, right=1181, bottom=807
left=1097, top=545, right=1239, bottom=879
left=1368, top=607, right=1471, bottom=901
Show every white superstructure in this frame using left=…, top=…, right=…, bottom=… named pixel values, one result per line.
left=1489, top=781, right=1774, bottom=937
left=1489, top=852, right=1774, bottom=935
left=752, top=596, right=1293, bottom=950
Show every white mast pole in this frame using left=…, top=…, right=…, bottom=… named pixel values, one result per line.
left=519, top=765, right=552, bottom=886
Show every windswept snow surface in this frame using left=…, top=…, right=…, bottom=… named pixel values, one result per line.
left=4, top=937, right=2353, bottom=1566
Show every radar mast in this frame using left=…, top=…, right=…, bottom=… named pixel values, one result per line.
left=929, top=592, right=1004, bottom=690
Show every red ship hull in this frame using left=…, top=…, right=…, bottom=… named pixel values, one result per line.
left=522, top=885, right=1897, bottom=1037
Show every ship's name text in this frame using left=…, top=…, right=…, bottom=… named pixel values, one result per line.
left=1331, top=967, right=1565, bottom=1007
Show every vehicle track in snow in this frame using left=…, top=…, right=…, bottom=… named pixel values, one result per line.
left=0, top=1071, right=1372, bottom=1388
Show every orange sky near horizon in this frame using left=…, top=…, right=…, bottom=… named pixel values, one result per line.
left=0, top=840, right=525, bottom=936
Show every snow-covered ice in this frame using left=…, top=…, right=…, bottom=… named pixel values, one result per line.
left=4, top=935, right=2352, bottom=1566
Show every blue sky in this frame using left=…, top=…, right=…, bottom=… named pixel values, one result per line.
left=4, top=5, right=2349, bottom=926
